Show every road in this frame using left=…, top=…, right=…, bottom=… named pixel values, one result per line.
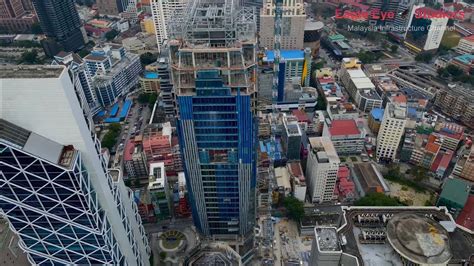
left=111, top=97, right=152, bottom=169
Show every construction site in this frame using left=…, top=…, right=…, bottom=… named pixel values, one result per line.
left=167, top=0, right=258, bottom=100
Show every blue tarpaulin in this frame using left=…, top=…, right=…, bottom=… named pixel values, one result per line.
left=118, top=100, right=132, bottom=119
left=110, top=103, right=119, bottom=117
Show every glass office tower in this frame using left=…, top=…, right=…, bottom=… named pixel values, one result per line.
left=177, top=70, right=257, bottom=236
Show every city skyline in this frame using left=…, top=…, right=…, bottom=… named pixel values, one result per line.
left=0, top=0, right=473, bottom=265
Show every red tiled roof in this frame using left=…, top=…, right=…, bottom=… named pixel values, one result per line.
left=171, top=136, right=179, bottom=146
left=288, top=162, right=305, bottom=182
left=123, top=140, right=135, bottom=161
left=318, top=77, right=334, bottom=84
left=338, top=166, right=350, bottom=179
left=439, top=123, right=464, bottom=140
left=464, top=35, right=474, bottom=42
left=425, top=142, right=441, bottom=154
left=456, top=195, right=474, bottom=231
left=439, top=151, right=454, bottom=169
left=329, top=120, right=360, bottom=136
left=392, top=94, right=407, bottom=104
left=292, top=109, right=310, bottom=123
left=431, top=153, right=443, bottom=172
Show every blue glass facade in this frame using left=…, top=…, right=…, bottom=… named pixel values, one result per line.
left=178, top=71, right=257, bottom=236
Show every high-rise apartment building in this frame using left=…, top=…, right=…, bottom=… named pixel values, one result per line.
left=376, top=103, right=407, bottom=162
left=259, top=0, right=305, bottom=49
left=404, top=5, right=448, bottom=53
left=84, top=43, right=141, bottom=106
left=52, top=51, right=102, bottom=116
left=32, top=0, right=85, bottom=53
left=242, top=0, right=263, bottom=31
left=369, top=0, right=414, bottom=34
left=306, top=137, right=340, bottom=203
left=282, top=114, right=302, bottom=161
left=0, top=0, right=37, bottom=33
left=0, top=66, right=150, bottom=265
left=96, top=0, right=125, bottom=15
left=168, top=0, right=257, bottom=261
left=150, top=0, right=187, bottom=53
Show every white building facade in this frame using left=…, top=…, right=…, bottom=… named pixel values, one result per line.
left=0, top=66, right=150, bottom=265
left=306, top=137, right=340, bottom=203
left=376, top=103, right=407, bottom=162
left=150, top=0, right=187, bottom=53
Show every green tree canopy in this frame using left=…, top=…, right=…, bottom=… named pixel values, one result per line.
left=390, top=44, right=398, bottom=53
left=101, top=123, right=121, bottom=150
left=284, top=196, right=305, bottom=221
left=446, top=64, right=463, bottom=77
left=355, top=193, right=404, bottom=206
left=415, top=52, right=433, bottom=63
left=105, top=29, right=119, bottom=41
left=31, top=22, right=43, bottom=34
left=19, top=49, right=39, bottom=64
left=140, top=52, right=158, bottom=65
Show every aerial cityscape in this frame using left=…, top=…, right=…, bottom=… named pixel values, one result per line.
left=0, top=0, right=473, bottom=265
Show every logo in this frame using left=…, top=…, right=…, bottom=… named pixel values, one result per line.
left=334, top=7, right=465, bottom=21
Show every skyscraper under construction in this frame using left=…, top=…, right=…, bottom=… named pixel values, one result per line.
left=168, top=0, right=258, bottom=262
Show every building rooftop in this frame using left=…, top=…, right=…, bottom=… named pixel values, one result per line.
left=144, top=72, right=159, bottom=79
left=0, top=65, right=65, bottom=79
left=305, top=20, right=324, bottom=31
left=308, top=137, right=340, bottom=163
left=292, top=109, right=310, bottom=122
left=387, top=103, right=406, bottom=119
left=439, top=178, right=470, bottom=207
left=123, top=139, right=135, bottom=161
left=462, top=35, right=474, bottom=42
left=264, top=50, right=305, bottom=62
left=438, top=122, right=464, bottom=140
left=148, top=162, right=166, bottom=189
left=84, top=54, right=108, bottom=61
left=453, top=54, right=474, bottom=64
left=329, top=120, right=360, bottom=136
left=352, top=163, right=388, bottom=193
left=0, top=119, right=76, bottom=168
left=287, top=162, right=304, bottom=182
left=315, top=227, right=341, bottom=252
left=386, top=214, right=452, bottom=265
left=370, top=108, right=384, bottom=121
left=275, top=167, right=291, bottom=190
left=456, top=195, right=474, bottom=231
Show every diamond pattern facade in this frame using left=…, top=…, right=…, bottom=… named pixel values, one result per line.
left=0, top=142, right=127, bottom=265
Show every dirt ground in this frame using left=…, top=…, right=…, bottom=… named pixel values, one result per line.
left=386, top=180, right=433, bottom=206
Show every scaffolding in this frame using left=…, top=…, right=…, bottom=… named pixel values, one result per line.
left=168, top=0, right=256, bottom=48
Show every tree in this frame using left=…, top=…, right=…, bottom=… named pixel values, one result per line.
left=19, top=49, right=39, bottom=64
left=415, top=52, right=433, bottom=63
left=140, top=52, right=158, bottom=65
left=390, top=44, right=398, bottom=53
left=283, top=196, right=304, bottom=221
left=137, top=93, right=158, bottom=106
left=105, top=29, right=119, bottom=41
left=134, top=178, right=140, bottom=187
left=316, top=94, right=327, bottom=111
left=78, top=49, right=90, bottom=58
left=101, top=123, right=121, bottom=150
left=159, top=252, right=167, bottom=261
left=357, top=51, right=380, bottom=64
left=31, top=22, right=43, bottom=34
left=124, top=179, right=132, bottom=187
left=437, top=67, right=449, bottom=78
left=446, top=64, right=463, bottom=77
left=355, top=193, right=404, bottom=206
